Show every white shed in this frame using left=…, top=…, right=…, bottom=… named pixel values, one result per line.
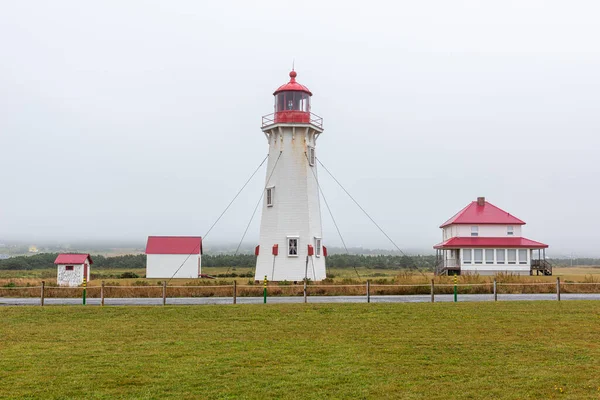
left=145, top=236, right=202, bottom=279
left=54, top=253, right=92, bottom=287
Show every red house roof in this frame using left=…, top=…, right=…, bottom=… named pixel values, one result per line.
left=440, top=198, right=525, bottom=228
left=145, top=236, right=202, bottom=255
left=54, top=253, right=93, bottom=265
left=434, top=237, right=548, bottom=249
left=273, top=71, right=313, bottom=96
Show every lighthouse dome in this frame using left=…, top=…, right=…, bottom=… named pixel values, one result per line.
left=273, top=70, right=313, bottom=96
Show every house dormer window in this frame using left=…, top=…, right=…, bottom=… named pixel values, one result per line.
left=471, top=226, right=479, bottom=237
left=507, top=226, right=514, bottom=236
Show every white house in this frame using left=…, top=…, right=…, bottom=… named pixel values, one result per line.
left=434, top=197, right=550, bottom=276
left=145, top=236, right=202, bottom=279
left=255, top=70, right=327, bottom=282
left=54, top=253, right=92, bottom=287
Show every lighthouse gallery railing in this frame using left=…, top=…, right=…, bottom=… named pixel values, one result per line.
left=261, top=112, right=323, bottom=129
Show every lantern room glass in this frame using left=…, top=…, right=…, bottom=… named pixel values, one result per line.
left=275, top=91, right=310, bottom=113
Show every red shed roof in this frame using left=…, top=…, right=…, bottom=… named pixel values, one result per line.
left=273, top=70, right=313, bottom=96
left=434, top=237, right=548, bottom=249
left=54, top=253, right=93, bottom=265
left=145, top=236, right=202, bottom=255
left=440, top=199, right=525, bottom=228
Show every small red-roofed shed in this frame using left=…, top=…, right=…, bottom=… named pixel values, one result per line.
left=145, top=236, right=202, bottom=279
left=54, top=253, right=93, bottom=287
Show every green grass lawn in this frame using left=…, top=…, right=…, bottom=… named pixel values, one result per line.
left=1, top=302, right=600, bottom=399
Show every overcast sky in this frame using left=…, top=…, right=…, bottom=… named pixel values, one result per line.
left=1, top=1, right=599, bottom=256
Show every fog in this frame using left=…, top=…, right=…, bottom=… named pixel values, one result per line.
left=1, top=1, right=599, bottom=256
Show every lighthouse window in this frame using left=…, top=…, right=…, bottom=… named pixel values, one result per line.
left=315, top=237, right=322, bottom=257
left=308, top=147, right=315, bottom=166
left=287, top=237, right=298, bottom=256
left=266, top=187, right=274, bottom=207
left=275, top=92, right=310, bottom=113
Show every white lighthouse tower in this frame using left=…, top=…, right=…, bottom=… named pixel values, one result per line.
left=255, top=70, right=326, bottom=282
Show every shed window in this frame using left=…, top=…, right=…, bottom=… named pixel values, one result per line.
left=508, top=249, right=517, bottom=264
left=518, top=249, right=528, bottom=264
left=463, top=249, right=472, bottom=264
left=471, top=226, right=479, bottom=237
left=496, top=249, right=506, bottom=264
left=65, top=265, right=74, bottom=271
left=288, top=237, right=298, bottom=256
left=474, top=249, right=483, bottom=264
left=485, top=249, right=494, bottom=264
left=266, top=187, right=274, bottom=207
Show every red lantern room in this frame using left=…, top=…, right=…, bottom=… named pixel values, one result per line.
left=262, top=70, right=323, bottom=128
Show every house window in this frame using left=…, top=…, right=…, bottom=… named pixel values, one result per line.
left=474, top=249, right=483, bottom=264
left=507, top=226, right=514, bottom=236
left=287, top=237, right=298, bottom=256
left=485, top=249, right=494, bottom=264
left=471, top=226, right=479, bottom=237
left=315, top=237, right=322, bottom=257
left=518, top=249, right=528, bottom=264
left=496, top=249, right=506, bottom=264
left=308, top=147, right=315, bottom=166
left=266, top=187, right=274, bottom=207
left=65, top=265, right=74, bottom=271
left=507, top=249, right=517, bottom=264
left=463, top=249, right=472, bottom=264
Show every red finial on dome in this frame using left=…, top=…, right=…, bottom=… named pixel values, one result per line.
left=273, top=70, right=312, bottom=96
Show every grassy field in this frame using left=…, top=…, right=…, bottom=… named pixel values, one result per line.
left=1, top=302, right=599, bottom=399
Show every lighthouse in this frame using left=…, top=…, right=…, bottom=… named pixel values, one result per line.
left=255, top=70, right=326, bottom=282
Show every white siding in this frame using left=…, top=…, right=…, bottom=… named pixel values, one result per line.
left=255, top=124, right=326, bottom=281
left=443, top=224, right=523, bottom=239
left=146, top=254, right=200, bottom=279
left=57, top=263, right=85, bottom=287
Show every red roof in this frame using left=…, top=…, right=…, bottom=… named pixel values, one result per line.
left=54, top=253, right=93, bottom=265
left=273, top=70, right=313, bottom=96
left=145, top=236, right=202, bottom=255
left=440, top=200, right=525, bottom=228
left=434, top=237, right=548, bottom=249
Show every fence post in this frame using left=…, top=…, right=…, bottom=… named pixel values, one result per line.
left=493, top=278, right=497, bottom=302
left=263, top=275, right=267, bottom=304
left=162, top=281, right=167, bottom=306
left=556, top=277, right=560, bottom=301
left=304, top=280, right=307, bottom=303
left=101, top=281, right=105, bottom=306
left=430, top=279, right=434, bottom=303
left=40, top=281, right=45, bottom=307
left=453, top=275, right=458, bottom=303
left=367, top=280, right=370, bottom=303
left=233, top=280, right=237, bottom=304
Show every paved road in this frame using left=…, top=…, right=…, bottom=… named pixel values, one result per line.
left=1, top=293, right=600, bottom=306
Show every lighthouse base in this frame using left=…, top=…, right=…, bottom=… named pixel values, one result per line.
left=255, top=255, right=326, bottom=282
